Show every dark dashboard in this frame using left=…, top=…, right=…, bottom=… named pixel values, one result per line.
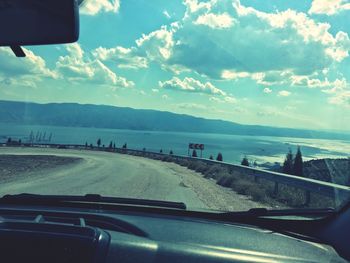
left=0, top=205, right=346, bottom=263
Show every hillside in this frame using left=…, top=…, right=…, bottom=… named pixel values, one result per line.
left=0, top=100, right=349, bottom=140
left=304, top=159, right=350, bottom=186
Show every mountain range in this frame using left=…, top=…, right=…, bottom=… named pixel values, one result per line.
left=0, top=100, right=348, bottom=140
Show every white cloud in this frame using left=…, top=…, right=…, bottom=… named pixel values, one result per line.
left=209, top=96, right=237, bottom=104
left=209, top=96, right=221, bottom=102
left=308, top=0, right=350, bottom=16
left=0, top=47, right=55, bottom=78
left=0, top=47, right=56, bottom=87
left=56, top=43, right=134, bottom=88
left=177, top=103, right=207, bottom=110
left=93, top=46, right=148, bottom=69
left=319, top=77, right=350, bottom=107
left=291, top=76, right=347, bottom=89
left=94, top=0, right=350, bottom=89
left=278, top=90, right=291, bottom=97
left=80, top=0, right=120, bottom=15
left=224, top=96, right=237, bottom=104
left=136, top=26, right=174, bottom=61
left=221, top=70, right=250, bottom=80
left=128, top=0, right=350, bottom=79
left=328, top=90, right=350, bottom=106
left=194, top=13, right=235, bottom=29
left=263, top=87, right=272, bottom=93
left=152, top=88, right=159, bottom=93
left=159, top=77, right=226, bottom=95
left=163, top=10, right=171, bottom=19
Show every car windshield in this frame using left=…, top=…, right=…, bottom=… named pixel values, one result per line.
left=0, top=0, right=349, bottom=213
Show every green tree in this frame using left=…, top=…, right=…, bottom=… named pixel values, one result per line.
left=169, top=150, right=173, bottom=155
left=97, top=138, right=101, bottom=148
left=209, top=155, right=213, bottom=160
left=109, top=141, right=113, bottom=149
left=192, top=149, right=198, bottom=157
left=241, top=156, right=249, bottom=167
left=90, top=143, right=93, bottom=149
left=122, top=143, right=127, bottom=149
left=7, top=137, right=12, bottom=144
left=113, top=143, right=116, bottom=149
left=216, top=153, right=223, bottom=162
left=282, top=149, right=293, bottom=175
left=160, top=149, right=163, bottom=153
left=85, top=142, right=88, bottom=148
left=293, top=146, right=303, bottom=176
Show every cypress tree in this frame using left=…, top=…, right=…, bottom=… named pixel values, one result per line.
left=241, top=156, right=249, bottom=166
left=192, top=150, right=198, bottom=157
left=216, top=153, right=223, bottom=162
left=282, top=149, right=293, bottom=175
left=293, top=146, right=303, bottom=176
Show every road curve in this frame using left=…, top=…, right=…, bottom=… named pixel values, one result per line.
left=0, top=147, right=207, bottom=209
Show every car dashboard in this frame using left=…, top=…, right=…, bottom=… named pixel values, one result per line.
left=0, top=206, right=346, bottom=263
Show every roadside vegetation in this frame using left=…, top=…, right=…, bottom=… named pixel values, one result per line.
left=126, top=150, right=336, bottom=209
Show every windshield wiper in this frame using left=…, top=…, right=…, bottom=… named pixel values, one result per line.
left=0, top=194, right=187, bottom=210
left=220, top=207, right=335, bottom=219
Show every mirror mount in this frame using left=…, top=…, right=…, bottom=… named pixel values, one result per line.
left=10, top=46, right=26, bottom=58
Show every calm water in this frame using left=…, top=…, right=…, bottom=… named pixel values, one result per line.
left=0, top=123, right=349, bottom=164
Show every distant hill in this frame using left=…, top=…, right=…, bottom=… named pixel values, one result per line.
left=0, top=100, right=349, bottom=140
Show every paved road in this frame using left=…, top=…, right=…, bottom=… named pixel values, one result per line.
left=0, top=148, right=207, bottom=209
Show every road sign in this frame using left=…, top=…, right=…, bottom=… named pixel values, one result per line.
left=189, top=143, right=204, bottom=150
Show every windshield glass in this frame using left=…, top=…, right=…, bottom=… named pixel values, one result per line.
left=0, top=0, right=349, bottom=213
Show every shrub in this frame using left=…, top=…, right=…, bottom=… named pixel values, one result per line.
left=193, top=162, right=208, bottom=173
left=187, top=160, right=199, bottom=170
left=161, top=156, right=173, bottom=162
left=203, top=164, right=224, bottom=178
left=217, top=174, right=236, bottom=188
left=177, top=159, right=189, bottom=167
left=233, top=180, right=253, bottom=195
left=246, top=186, right=268, bottom=202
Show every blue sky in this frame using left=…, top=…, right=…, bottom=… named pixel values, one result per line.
left=0, top=0, right=349, bottom=131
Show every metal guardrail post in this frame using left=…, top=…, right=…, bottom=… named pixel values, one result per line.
left=274, top=182, right=279, bottom=196
left=305, top=191, right=311, bottom=206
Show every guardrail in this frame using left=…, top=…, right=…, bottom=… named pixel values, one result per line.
left=2, top=143, right=350, bottom=205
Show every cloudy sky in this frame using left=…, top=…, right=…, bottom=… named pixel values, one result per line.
left=0, top=0, right=350, bottom=131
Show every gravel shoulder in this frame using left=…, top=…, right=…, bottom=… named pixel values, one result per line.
left=162, top=161, right=269, bottom=211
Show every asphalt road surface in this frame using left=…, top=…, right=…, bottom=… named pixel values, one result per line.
left=0, top=148, right=209, bottom=208
left=0, top=147, right=266, bottom=211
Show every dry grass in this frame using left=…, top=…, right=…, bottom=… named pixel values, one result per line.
left=128, top=152, right=336, bottom=208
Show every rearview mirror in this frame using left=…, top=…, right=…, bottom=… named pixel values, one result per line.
left=0, top=0, right=79, bottom=47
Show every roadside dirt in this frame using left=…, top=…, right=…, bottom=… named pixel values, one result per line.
left=162, top=162, right=270, bottom=211
left=0, top=155, right=82, bottom=183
